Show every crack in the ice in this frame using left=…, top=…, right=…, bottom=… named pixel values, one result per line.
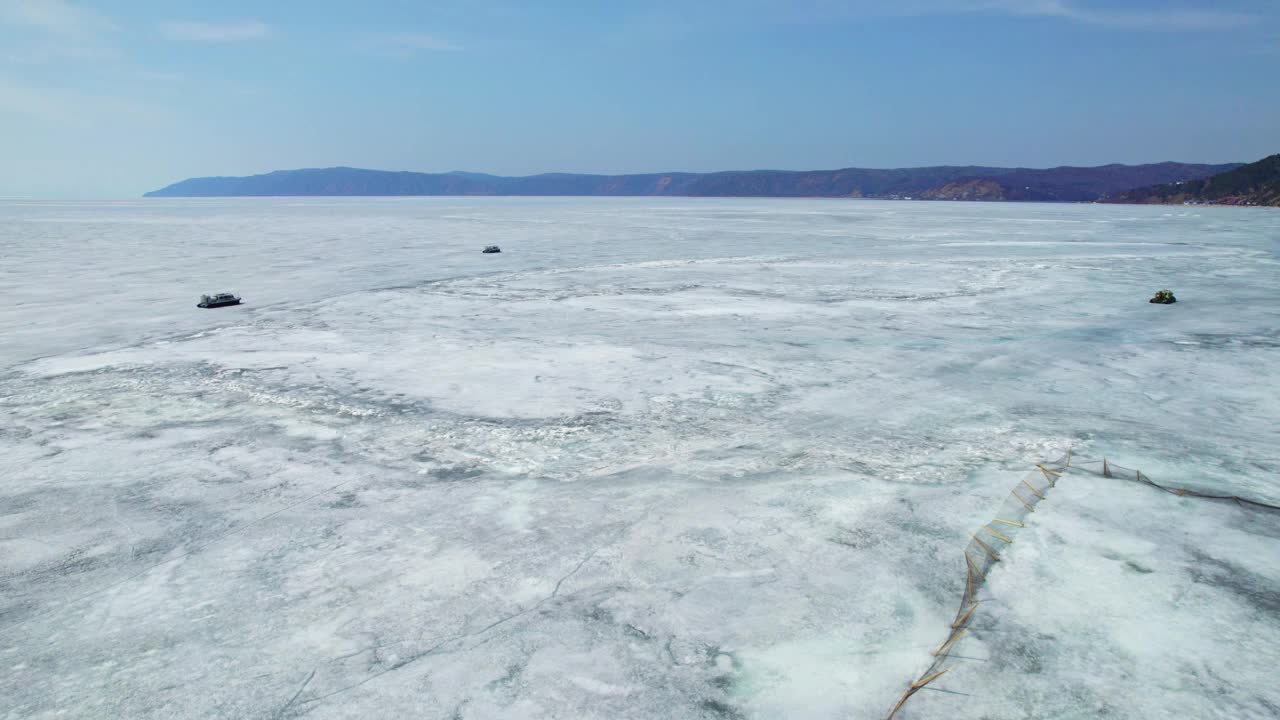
left=0, top=473, right=369, bottom=637
left=273, top=668, right=315, bottom=719
left=299, top=546, right=603, bottom=708
left=553, top=547, right=599, bottom=598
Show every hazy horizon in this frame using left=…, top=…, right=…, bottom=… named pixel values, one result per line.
left=172, top=156, right=1259, bottom=179
left=15, top=157, right=1263, bottom=201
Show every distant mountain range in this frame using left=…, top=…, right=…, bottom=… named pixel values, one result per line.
left=1104, top=154, right=1280, bottom=207
left=145, top=162, right=1243, bottom=202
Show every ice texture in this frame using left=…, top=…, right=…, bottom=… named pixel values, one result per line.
left=1, top=198, right=1278, bottom=719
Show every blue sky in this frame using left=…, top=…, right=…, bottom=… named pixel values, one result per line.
left=1, top=0, right=1277, bottom=197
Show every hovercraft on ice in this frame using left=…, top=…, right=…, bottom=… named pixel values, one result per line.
left=482, top=245, right=502, bottom=254
left=198, top=292, right=242, bottom=309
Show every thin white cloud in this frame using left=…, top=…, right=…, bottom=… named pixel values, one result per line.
left=763, top=0, right=1258, bottom=31
left=0, top=1, right=122, bottom=66
left=0, top=0, right=118, bottom=35
left=359, top=31, right=461, bottom=58
left=967, top=0, right=1256, bottom=30
left=0, top=75, right=173, bottom=126
left=158, top=20, right=272, bottom=43
left=6, top=43, right=122, bottom=65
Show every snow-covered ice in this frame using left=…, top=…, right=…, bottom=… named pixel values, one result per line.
left=1, top=197, right=1278, bottom=719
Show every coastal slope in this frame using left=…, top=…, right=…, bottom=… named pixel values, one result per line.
left=145, top=162, right=1239, bottom=201
left=1105, top=154, right=1280, bottom=207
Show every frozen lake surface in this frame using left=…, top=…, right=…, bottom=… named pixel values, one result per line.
left=2, top=198, right=1278, bottom=719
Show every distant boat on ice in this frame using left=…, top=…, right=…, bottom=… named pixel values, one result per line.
left=198, top=292, right=242, bottom=308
